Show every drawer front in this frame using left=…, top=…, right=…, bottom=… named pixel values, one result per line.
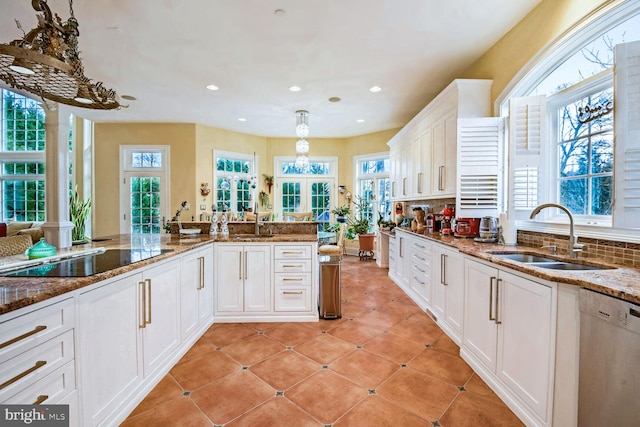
left=275, top=259, right=312, bottom=273
left=4, top=360, right=76, bottom=405
left=0, top=298, right=75, bottom=362
left=274, top=273, right=312, bottom=287
left=0, top=329, right=74, bottom=401
left=274, top=286, right=311, bottom=312
left=274, top=245, right=312, bottom=259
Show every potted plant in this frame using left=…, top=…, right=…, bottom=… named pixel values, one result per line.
left=331, top=204, right=352, bottom=223
left=263, top=174, right=274, bottom=193
left=346, top=196, right=375, bottom=259
left=70, top=186, right=91, bottom=243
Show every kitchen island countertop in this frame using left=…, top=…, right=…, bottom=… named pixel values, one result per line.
left=0, top=233, right=318, bottom=315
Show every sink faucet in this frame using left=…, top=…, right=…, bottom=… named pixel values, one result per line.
left=254, top=203, right=261, bottom=236
left=529, top=203, right=585, bottom=259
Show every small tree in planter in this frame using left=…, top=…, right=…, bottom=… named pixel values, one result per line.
left=347, top=196, right=375, bottom=260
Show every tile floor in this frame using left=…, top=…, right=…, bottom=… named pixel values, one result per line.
left=122, top=256, right=524, bottom=426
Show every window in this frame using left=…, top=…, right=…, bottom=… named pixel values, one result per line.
left=1, top=90, right=46, bottom=221
left=503, top=4, right=640, bottom=228
left=274, top=156, right=336, bottom=228
left=354, top=153, right=390, bottom=229
left=120, top=146, right=169, bottom=234
left=214, top=151, right=255, bottom=215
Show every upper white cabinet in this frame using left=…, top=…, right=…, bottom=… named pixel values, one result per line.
left=388, top=79, right=492, bottom=201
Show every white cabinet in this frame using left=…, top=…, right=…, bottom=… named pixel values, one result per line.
left=78, top=273, right=143, bottom=427
left=393, top=230, right=410, bottom=288
left=141, top=260, right=181, bottom=376
left=0, top=298, right=77, bottom=423
left=462, top=258, right=556, bottom=426
left=409, top=236, right=431, bottom=308
left=431, top=243, right=465, bottom=343
left=274, top=245, right=314, bottom=313
left=388, top=235, right=397, bottom=277
left=215, top=244, right=271, bottom=313
left=181, top=244, right=214, bottom=339
left=387, top=79, right=492, bottom=202
left=78, top=256, right=181, bottom=426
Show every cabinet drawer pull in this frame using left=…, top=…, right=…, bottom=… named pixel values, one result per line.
left=414, top=277, right=425, bottom=285
left=489, top=276, right=496, bottom=321
left=198, top=256, right=205, bottom=289
left=282, top=251, right=304, bottom=255
left=282, top=264, right=303, bottom=268
left=282, top=278, right=304, bottom=282
left=0, top=325, right=47, bottom=350
left=495, top=278, right=503, bottom=325
left=282, top=291, right=303, bottom=295
left=414, top=266, right=425, bottom=273
left=33, top=395, right=49, bottom=405
left=0, top=360, right=46, bottom=390
left=414, top=255, right=425, bottom=262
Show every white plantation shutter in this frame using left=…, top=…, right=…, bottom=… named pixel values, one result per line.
left=508, top=95, right=548, bottom=221
left=614, top=40, right=640, bottom=229
left=456, top=117, right=503, bottom=218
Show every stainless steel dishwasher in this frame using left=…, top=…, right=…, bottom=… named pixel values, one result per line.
left=578, top=288, right=640, bottom=426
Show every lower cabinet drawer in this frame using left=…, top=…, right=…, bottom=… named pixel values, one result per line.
left=0, top=329, right=74, bottom=402
left=274, top=273, right=311, bottom=287
left=274, top=286, right=311, bottom=312
left=3, top=360, right=76, bottom=405
left=274, top=259, right=312, bottom=273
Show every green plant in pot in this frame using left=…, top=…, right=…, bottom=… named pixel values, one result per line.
left=331, top=204, right=351, bottom=223
left=347, top=196, right=375, bottom=259
left=70, top=186, right=91, bottom=242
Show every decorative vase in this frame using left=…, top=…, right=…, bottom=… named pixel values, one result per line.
left=413, top=207, right=426, bottom=233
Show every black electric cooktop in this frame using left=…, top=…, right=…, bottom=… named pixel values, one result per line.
left=0, top=249, right=174, bottom=277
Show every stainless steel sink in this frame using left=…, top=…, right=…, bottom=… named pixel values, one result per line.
left=492, top=252, right=614, bottom=271
left=495, top=253, right=558, bottom=263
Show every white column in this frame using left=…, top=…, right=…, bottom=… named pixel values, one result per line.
left=40, top=103, right=74, bottom=248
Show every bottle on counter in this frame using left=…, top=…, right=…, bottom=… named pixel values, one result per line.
left=220, top=208, right=229, bottom=239
left=210, top=207, right=218, bottom=237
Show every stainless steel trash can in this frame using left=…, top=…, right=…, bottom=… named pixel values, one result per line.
left=319, top=255, right=341, bottom=319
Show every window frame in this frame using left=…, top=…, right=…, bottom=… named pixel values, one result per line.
left=213, top=150, right=257, bottom=215
left=353, top=152, right=391, bottom=230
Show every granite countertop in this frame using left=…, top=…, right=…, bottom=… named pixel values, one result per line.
left=393, top=228, right=640, bottom=305
left=0, top=232, right=318, bottom=315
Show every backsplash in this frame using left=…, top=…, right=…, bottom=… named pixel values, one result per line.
left=518, top=230, right=640, bottom=268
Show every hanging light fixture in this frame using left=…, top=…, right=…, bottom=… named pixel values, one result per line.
left=0, top=0, right=122, bottom=109
left=294, top=110, right=310, bottom=169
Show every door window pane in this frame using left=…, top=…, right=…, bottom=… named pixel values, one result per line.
left=311, top=181, right=330, bottom=229
left=130, top=177, right=161, bottom=234
left=282, top=182, right=301, bottom=213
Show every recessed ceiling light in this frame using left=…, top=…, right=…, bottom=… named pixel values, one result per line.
left=356, top=119, right=365, bottom=123
left=206, top=84, right=219, bottom=91
left=121, top=95, right=137, bottom=101
left=238, top=118, right=247, bottom=122
left=328, top=97, right=341, bottom=102
left=289, top=86, right=301, bottom=92
left=369, top=86, right=382, bottom=93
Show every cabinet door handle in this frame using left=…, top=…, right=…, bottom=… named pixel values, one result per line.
left=282, top=291, right=303, bottom=295
left=495, top=278, right=503, bottom=325
left=145, top=278, right=152, bottom=325
left=399, top=238, right=403, bottom=258
left=139, top=281, right=146, bottom=329
left=0, top=360, right=46, bottom=390
left=392, top=181, right=396, bottom=197
left=33, top=395, right=49, bottom=405
left=244, top=251, right=248, bottom=280
left=403, top=177, right=407, bottom=195
left=417, top=172, right=423, bottom=193
left=0, top=325, right=47, bottom=350
left=489, top=276, right=496, bottom=321
left=438, top=166, right=444, bottom=191
left=198, top=256, right=205, bottom=289
left=441, top=254, right=448, bottom=285
left=239, top=251, right=243, bottom=280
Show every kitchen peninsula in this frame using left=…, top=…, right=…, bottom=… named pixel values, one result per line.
left=0, top=228, right=318, bottom=427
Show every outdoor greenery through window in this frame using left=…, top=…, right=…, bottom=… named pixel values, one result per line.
left=526, top=10, right=640, bottom=222
left=1, top=90, right=46, bottom=221
left=130, top=177, right=161, bottom=234
left=355, top=154, right=390, bottom=229
left=215, top=153, right=253, bottom=213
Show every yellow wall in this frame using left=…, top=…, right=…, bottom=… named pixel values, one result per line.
left=460, top=0, right=609, bottom=103
left=93, top=123, right=196, bottom=236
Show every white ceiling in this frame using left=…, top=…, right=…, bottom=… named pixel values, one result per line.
left=1, top=0, right=542, bottom=138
